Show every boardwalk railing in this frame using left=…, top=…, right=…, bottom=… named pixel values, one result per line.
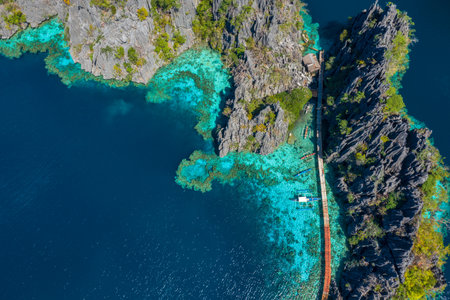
left=316, top=51, right=332, bottom=300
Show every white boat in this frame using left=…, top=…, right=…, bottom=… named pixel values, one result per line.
left=297, top=196, right=309, bottom=203
left=295, top=196, right=321, bottom=203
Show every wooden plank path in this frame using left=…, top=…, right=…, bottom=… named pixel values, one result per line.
left=316, top=50, right=331, bottom=300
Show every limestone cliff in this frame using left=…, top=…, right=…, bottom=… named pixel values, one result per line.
left=324, top=2, right=446, bottom=299
left=0, top=0, right=197, bottom=83
left=0, top=0, right=313, bottom=156
left=210, top=0, right=312, bottom=156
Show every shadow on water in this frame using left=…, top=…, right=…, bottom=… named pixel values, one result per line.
left=302, top=94, right=326, bottom=300
left=212, top=75, right=235, bottom=155
left=321, top=94, right=350, bottom=295
left=308, top=88, right=349, bottom=298
left=314, top=153, right=326, bottom=300
left=324, top=168, right=348, bottom=290
left=318, top=20, right=347, bottom=51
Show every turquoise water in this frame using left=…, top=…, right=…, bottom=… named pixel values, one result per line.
left=0, top=19, right=231, bottom=139
left=0, top=19, right=109, bottom=86
left=0, top=15, right=347, bottom=299
left=146, top=49, right=230, bottom=139
left=300, top=9, right=321, bottom=54
left=176, top=109, right=347, bottom=296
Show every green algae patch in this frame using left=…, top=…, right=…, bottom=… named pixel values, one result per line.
left=146, top=48, right=230, bottom=139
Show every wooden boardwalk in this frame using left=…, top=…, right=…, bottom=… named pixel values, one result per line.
left=316, top=51, right=331, bottom=300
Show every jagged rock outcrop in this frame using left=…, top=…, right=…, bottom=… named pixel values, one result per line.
left=1, top=0, right=312, bottom=156
left=0, top=0, right=196, bottom=83
left=214, top=0, right=312, bottom=157
left=217, top=102, right=288, bottom=155
left=214, top=0, right=310, bottom=101
left=324, top=2, right=435, bottom=299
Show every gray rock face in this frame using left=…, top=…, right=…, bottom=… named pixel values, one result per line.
left=67, top=0, right=196, bottom=83
left=217, top=102, right=288, bottom=156
left=0, top=0, right=196, bottom=83
left=215, top=0, right=312, bottom=157
left=324, top=2, right=436, bottom=299
left=218, top=0, right=310, bottom=101
left=1, top=0, right=311, bottom=157
left=0, top=0, right=65, bottom=39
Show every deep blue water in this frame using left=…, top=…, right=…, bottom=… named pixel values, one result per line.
left=1, top=1, right=449, bottom=299
left=0, top=54, right=282, bottom=299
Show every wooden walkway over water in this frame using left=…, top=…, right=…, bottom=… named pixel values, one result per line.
left=316, top=51, right=331, bottom=300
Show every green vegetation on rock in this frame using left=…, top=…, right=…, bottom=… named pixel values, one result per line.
left=100, top=45, right=114, bottom=57
left=395, top=266, right=437, bottom=300
left=90, top=0, right=117, bottom=14
left=380, top=135, right=390, bottom=143
left=385, top=31, right=410, bottom=79
left=137, top=7, right=149, bottom=21
left=395, top=144, right=449, bottom=299
left=150, top=0, right=184, bottom=62
left=115, top=46, right=124, bottom=59
left=127, top=47, right=138, bottom=64
left=172, top=30, right=186, bottom=50
left=339, top=29, right=348, bottom=42
left=245, top=87, right=312, bottom=130
left=338, top=118, right=351, bottom=136
left=266, top=87, right=312, bottom=128
left=341, top=91, right=365, bottom=104
left=155, top=33, right=173, bottom=61
left=192, top=0, right=254, bottom=65
left=3, top=9, right=26, bottom=26
left=151, top=0, right=180, bottom=12
left=348, top=218, right=384, bottom=246
left=113, top=63, right=122, bottom=77
left=383, top=86, right=405, bottom=114
left=192, top=0, right=230, bottom=50
left=385, top=94, right=405, bottom=114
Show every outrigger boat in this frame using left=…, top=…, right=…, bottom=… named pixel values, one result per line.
left=295, top=168, right=311, bottom=177
left=293, top=196, right=321, bottom=203
left=304, top=126, right=309, bottom=139
left=300, top=153, right=315, bottom=160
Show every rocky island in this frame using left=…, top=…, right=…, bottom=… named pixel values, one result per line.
left=0, top=0, right=448, bottom=299
left=322, top=2, right=448, bottom=299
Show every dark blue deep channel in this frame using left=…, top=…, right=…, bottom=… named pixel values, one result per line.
left=1, top=1, right=449, bottom=299
left=0, top=54, right=281, bottom=299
